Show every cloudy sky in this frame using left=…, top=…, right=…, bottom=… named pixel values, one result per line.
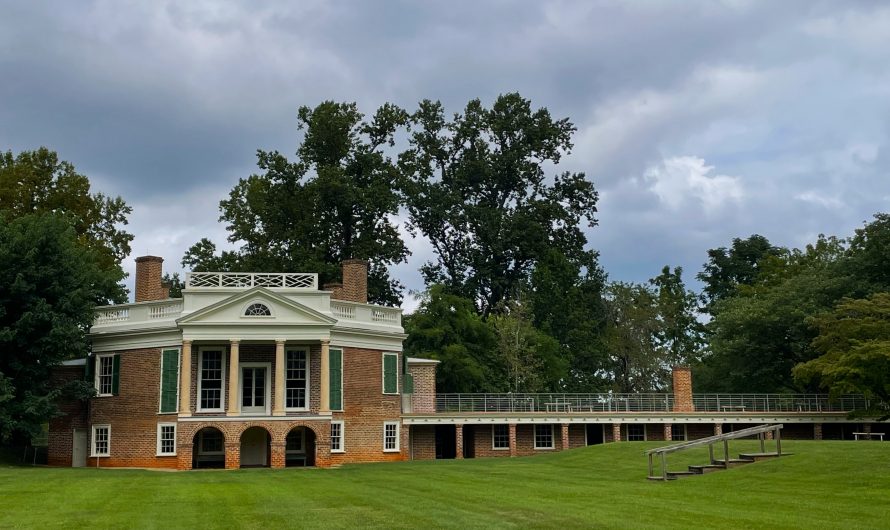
left=2, top=1, right=889, bottom=310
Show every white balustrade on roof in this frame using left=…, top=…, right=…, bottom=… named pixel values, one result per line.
left=185, top=272, right=318, bottom=290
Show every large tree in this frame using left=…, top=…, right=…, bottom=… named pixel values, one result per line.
left=0, top=214, right=119, bottom=441
left=697, top=234, right=783, bottom=312
left=399, top=93, right=599, bottom=315
left=0, top=148, right=131, bottom=302
left=794, top=293, right=890, bottom=419
left=183, top=102, right=410, bottom=305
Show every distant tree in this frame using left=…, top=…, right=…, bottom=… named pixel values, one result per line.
left=402, top=286, right=499, bottom=393
left=162, top=273, right=184, bottom=298
left=490, top=297, right=564, bottom=393
left=0, top=148, right=131, bottom=302
left=184, top=101, right=410, bottom=305
left=0, top=214, right=120, bottom=442
left=603, top=282, right=663, bottom=392
left=399, top=93, right=599, bottom=315
left=649, top=266, right=705, bottom=364
left=794, top=293, right=890, bottom=419
left=697, top=234, right=783, bottom=312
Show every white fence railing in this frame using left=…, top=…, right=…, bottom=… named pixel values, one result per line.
left=94, top=300, right=183, bottom=325
left=185, top=272, right=318, bottom=289
left=331, top=301, right=401, bottom=326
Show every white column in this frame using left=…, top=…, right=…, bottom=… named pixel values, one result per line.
left=320, top=340, right=330, bottom=412
left=179, top=340, right=192, bottom=416
left=273, top=339, right=285, bottom=416
left=227, top=340, right=240, bottom=416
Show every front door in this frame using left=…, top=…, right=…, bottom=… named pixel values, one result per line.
left=241, top=366, right=267, bottom=415
left=72, top=428, right=87, bottom=467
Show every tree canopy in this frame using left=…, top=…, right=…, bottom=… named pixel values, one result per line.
left=183, top=102, right=410, bottom=305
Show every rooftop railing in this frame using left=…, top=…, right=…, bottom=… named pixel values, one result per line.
left=433, top=393, right=870, bottom=414
left=94, top=300, right=184, bottom=325
left=185, top=272, right=318, bottom=290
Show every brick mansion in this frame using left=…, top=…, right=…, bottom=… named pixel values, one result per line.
left=48, top=257, right=882, bottom=469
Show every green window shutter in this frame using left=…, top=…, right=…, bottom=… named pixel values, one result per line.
left=111, top=354, right=121, bottom=396
left=160, top=349, right=180, bottom=413
left=403, top=372, right=414, bottom=394
left=84, top=355, right=94, bottom=384
left=329, top=349, right=342, bottom=411
left=383, top=353, right=398, bottom=394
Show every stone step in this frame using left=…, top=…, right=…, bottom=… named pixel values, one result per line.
left=739, top=452, right=790, bottom=462
left=712, top=457, right=755, bottom=468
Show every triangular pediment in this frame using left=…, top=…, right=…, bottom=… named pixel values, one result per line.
left=177, top=287, right=337, bottom=326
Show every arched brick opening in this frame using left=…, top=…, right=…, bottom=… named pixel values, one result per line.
left=240, top=426, right=272, bottom=468
left=193, top=426, right=226, bottom=469
left=285, top=426, right=318, bottom=467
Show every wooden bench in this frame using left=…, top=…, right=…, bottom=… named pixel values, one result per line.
left=721, top=405, right=747, bottom=412
left=853, top=432, right=885, bottom=441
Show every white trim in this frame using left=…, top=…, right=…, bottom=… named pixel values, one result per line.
left=329, top=347, right=344, bottom=412
left=534, top=424, right=554, bottom=450
left=239, top=361, right=272, bottom=415
left=381, top=352, right=399, bottom=395
left=491, top=424, right=510, bottom=450
left=90, top=424, right=111, bottom=457
left=156, top=423, right=177, bottom=456
left=383, top=421, right=400, bottom=452
left=331, top=420, right=345, bottom=453
left=197, top=346, right=226, bottom=413
left=158, top=348, right=181, bottom=414
left=178, top=414, right=330, bottom=422
left=284, top=347, right=310, bottom=412
left=94, top=354, right=115, bottom=397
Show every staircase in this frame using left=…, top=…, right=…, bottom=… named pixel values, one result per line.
left=646, top=424, right=787, bottom=481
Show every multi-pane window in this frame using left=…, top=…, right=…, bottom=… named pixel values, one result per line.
left=383, top=422, right=399, bottom=452
left=493, top=424, right=510, bottom=449
left=92, top=425, right=110, bottom=456
left=200, top=350, right=224, bottom=410
left=286, top=350, right=307, bottom=409
left=534, top=424, right=554, bottom=449
left=671, top=424, right=687, bottom=441
left=157, top=424, right=176, bottom=456
left=199, top=429, right=223, bottom=453
left=286, top=429, right=304, bottom=452
left=96, top=355, right=114, bottom=396
left=244, top=303, right=272, bottom=316
left=627, top=424, right=646, bottom=441
left=331, top=421, right=344, bottom=453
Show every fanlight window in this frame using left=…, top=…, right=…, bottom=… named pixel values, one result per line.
left=244, top=303, right=272, bottom=317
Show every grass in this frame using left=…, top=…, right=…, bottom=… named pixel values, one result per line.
left=1, top=441, right=888, bottom=529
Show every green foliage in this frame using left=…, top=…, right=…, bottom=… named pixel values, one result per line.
left=402, top=286, right=498, bottom=392
left=697, top=234, right=783, bottom=311
left=162, top=272, right=184, bottom=298
left=794, top=293, right=890, bottom=418
left=603, top=267, right=703, bottom=392
left=490, top=298, right=565, bottom=393
left=0, top=213, right=119, bottom=441
left=399, top=93, right=599, bottom=315
left=0, top=148, right=131, bottom=303
left=183, top=102, right=410, bottom=305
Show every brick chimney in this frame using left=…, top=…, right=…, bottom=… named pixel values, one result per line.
left=338, top=259, right=368, bottom=303
left=135, top=256, right=166, bottom=302
left=323, top=282, right=344, bottom=300
left=671, top=366, right=694, bottom=412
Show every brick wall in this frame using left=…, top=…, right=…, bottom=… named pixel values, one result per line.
left=339, top=260, right=368, bottom=303
left=47, top=366, right=88, bottom=466
left=472, top=425, right=511, bottom=458
left=672, top=366, right=694, bottom=412
left=87, top=347, right=179, bottom=468
left=409, top=364, right=436, bottom=413
left=568, top=424, right=586, bottom=448
left=411, top=425, right=436, bottom=460
left=329, top=347, right=406, bottom=465
left=134, top=256, right=166, bottom=303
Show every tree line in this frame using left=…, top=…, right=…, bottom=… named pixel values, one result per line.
left=2, top=93, right=888, bottom=442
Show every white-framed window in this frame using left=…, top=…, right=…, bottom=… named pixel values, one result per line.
left=243, top=302, right=272, bottom=317
left=197, top=348, right=226, bottom=412
left=285, top=348, right=309, bottom=410
left=331, top=421, right=345, bottom=453
left=157, top=423, right=177, bottom=456
left=492, top=424, right=510, bottom=450
left=671, top=423, right=687, bottom=441
left=383, top=422, right=400, bottom=452
left=95, top=355, right=115, bottom=396
left=534, top=424, right=554, bottom=449
left=239, top=362, right=271, bottom=415
left=91, top=425, right=110, bottom=457
left=627, top=424, right=646, bottom=441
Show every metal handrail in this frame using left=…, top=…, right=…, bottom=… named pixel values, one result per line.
left=646, top=424, right=784, bottom=456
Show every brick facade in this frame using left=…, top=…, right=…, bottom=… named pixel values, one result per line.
left=47, top=366, right=88, bottom=467
left=408, top=363, right=436, bottom=413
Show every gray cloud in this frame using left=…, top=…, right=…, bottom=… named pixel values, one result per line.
left=2, top=0, right=889, bottom=303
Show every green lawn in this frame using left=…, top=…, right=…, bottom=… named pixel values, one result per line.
left=1, top=441, right=888, bottom=529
